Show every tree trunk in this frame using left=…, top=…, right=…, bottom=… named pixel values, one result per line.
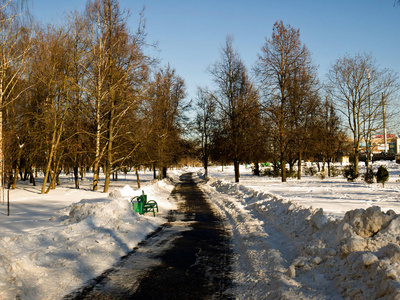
left=289, top=161, right=294, bottom=176
left=41, top=101, right=67, bottom=194
left=297, top=152, right=302, bottom=180
left=30, top=169, right=36, bottom=186
left=103, top=98, right=115, bottom=193
left=11, top=168, right=17, bottom=189
left=55, top=171, right=60, bottom=187
left=204, top=156, right=208, bottom=178
left=136, top=167, right=140, bottom=189
left=153, top=162, right=157, bottom=180
left=92, top=161, right=99, bottom=191
left=11, top=144, right=22, bottom=189
left=281, top=161, right=287, bottom=182
left=158, top=165, right=162, bottom=181
left=80, top=166, right=84, bottom=181
left=234, top=160, right=240, bottom=183
left=202, top=136, right=208, bottom=177
left=0, top=73, right=4, bottom=204
left=353, top=135, right=360, bottom=176
left=104, top=170, right=110, bottom=193
left=50, top=170, right=56, bottom=189
left=41, top=144, right=55, bottom=194
left=54, top=153, right=62, bottom=187
left=281, top=151, right=287, bottom=182
left=92, top=93, right=101, bottom=191
left=74, top=166, right=79, bottom=189
left=254, top=161, right=260, bottom=176
left=354, top=150, right=359, bottom=176
left=45, top=169, right=55, bottom=194
left=327, top=161, right=331, bottom=177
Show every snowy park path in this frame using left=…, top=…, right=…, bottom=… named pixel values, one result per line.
left=63, top=173, right=233, bottom=299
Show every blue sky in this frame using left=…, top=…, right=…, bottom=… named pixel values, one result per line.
left=30, top=0, right=400, bottom=102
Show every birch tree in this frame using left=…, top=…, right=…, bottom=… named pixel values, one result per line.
left=30, top=26, right=72, bottom=194
left=85, top=0, right=149, bottom=192
left=0, top=0, right=31, bottom=200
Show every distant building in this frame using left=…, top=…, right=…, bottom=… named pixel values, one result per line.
left=360, top=134, right=400, bottom=154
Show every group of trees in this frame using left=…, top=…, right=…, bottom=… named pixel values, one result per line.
left=195, top=21, right=399, bottom=183
left=0, top=0, right=187, bottom=194
left=1, top=0, right=398, bottom=193
left=326, top=53, right=399, bottom=176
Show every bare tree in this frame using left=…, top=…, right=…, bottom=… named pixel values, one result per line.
left=85, top=0, right=109, bottom=191
left=85, top=0, right=149, bottom=192
left=287, top=56, right=320, bottom=179
left=194, top=87, right=217, bottom=178
left=326, top=52, right=399, bottom=176
left=62, top=10, right=92, bottom=189
left=145, top=65, right=186, bottom=180
left=0, top=0, right=31, bottom=202
left=314, top=97, right=348, bottom=176
left=0, top=0, right=188, bottom=194
left=255, top=21, right=314, bottom=182
left=209, top=36, right=258, bottom=183
left=29, top=26, right=74, bottom=194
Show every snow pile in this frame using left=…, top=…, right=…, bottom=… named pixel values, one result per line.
left=333, top=207, right=400, bottom=298
left=0, top=181, right=172, bottom=300
left=204, top=177, right=400, bottom=299
left=108, top=184, right=136, bottom=198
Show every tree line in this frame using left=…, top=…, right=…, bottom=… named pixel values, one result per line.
left=194, top=21, right=399, bottom=183
left=0, top=0, right=188, bottom=194
left=1, top=1, right=399, bottom=193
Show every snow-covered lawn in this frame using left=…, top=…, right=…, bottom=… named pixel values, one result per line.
left=210, top=161, right=400, bottom=219
left=0, top=172, right=176, bottom=299
left=1, top=161, right=400, bottom=299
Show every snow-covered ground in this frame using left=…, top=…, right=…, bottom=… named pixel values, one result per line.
left=0, top=172, right=176, bottom=299
left=1, top=161, right=400, bottom=299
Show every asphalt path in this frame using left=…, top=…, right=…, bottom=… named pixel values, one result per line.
left=64, top=173, right=234, bottom=300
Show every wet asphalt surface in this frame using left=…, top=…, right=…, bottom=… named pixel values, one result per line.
left=63, top=173, right=233, bottom=300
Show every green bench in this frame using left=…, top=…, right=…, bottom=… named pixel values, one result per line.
left=131, top=190, right=159, bottom=216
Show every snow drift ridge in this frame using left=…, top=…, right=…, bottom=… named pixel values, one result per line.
left=207, top=177, right=400, bottom=299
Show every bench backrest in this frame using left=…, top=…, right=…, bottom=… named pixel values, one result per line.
left=142, top=190, right=147, bottom=203
left=138, top=191, right=147, bottom=204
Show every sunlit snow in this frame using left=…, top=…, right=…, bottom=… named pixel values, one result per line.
left=1, top=161, right=400, bottom=299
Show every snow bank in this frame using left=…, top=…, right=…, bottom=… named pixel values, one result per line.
left=334, top=207, right=400, bottom=298
left=204, top=177, right=400, bottom=299
left=0, top=180, right=173, bottom=300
